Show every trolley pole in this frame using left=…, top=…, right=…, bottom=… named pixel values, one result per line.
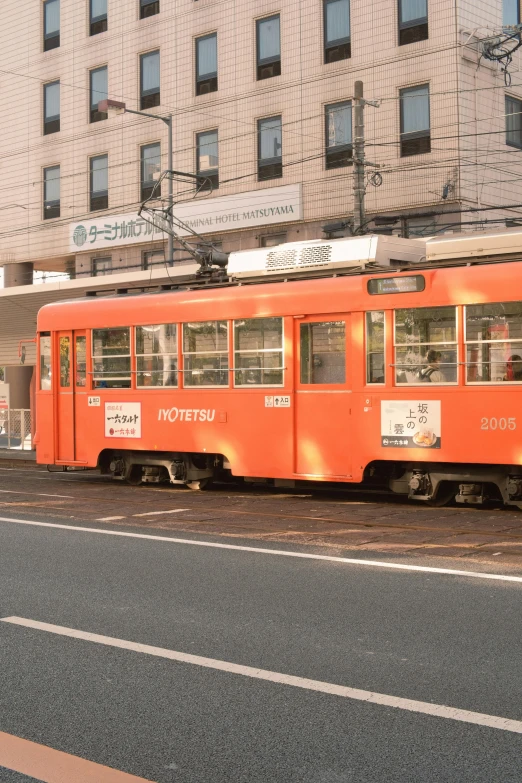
left=166, top=115, right=173, bottom=267
left=352, top=81, right=381, bottom=235
left=353, top=81, right=366, bottom=235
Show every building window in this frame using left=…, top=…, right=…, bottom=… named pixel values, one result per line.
left=395, top=307, right=457, bottom=384
left=90, top=66, right=108, bottom=123
left=366, top=312, right=385, bottom=384
left=136, top=324, right=178, bottom=387
left=258, top=116, right=282, bottom=181
left=44, top=0, right=60, bottom=51
left=183, top=321, right=229, bottom=387
left=325, top=101, right=352, bottom=169
left=90, top=0, right=107, bottom=35
left=400, top=84, right=430, bottom=156
left=90, top=154, right=108, bottom=211
left=142, top=250, right=166, bottom=269
left=140, top=0, right=159, bottom=18
left=141, top=143, right=161, bottom=201
left=196, top=130, right=219, bottom=190
left=398, top=0, right=428, bottom=45
left=92, top=328, right=131, bottom=389
left=504, top=0, right=520, bottom=27
left=465, top=302, right=522, bottom=383
left=196, top=33, right=218, bottom=95
left=44, top=81, right=60, bottom=135
left=260, top=233, right=287, bottom=247
left=43, top=165, right=60, bottom=220
left=92, top=257, right=112, bottom=276
left=506, top=96, right=522, bottom=148
left=234, top=318, right=284, bottom=386
left=256, top=15, right=281, bottom=80
left=324, top=0, right=350, bottom=63
left=140, top=50, right=160, bottom=109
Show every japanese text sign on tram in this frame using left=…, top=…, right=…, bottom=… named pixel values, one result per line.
left=381, top=401, right=441, bottom=449
left=105, top=403, right=142, bottom=439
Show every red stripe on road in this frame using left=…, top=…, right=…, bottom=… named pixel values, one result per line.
left=0, top=731, right=156, bottom=783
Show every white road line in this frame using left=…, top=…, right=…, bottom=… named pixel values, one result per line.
left=0, top=489, right=74, bottom=499
left=132, top=509, right=190, bottom=517
left=96, top=516, right=126, bottom=522
left=0, top=515, right=521, bottom=584
left=3, top=615, right=522, bottom=735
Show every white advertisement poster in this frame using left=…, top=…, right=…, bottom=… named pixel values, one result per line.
left=0, top=383, right=9, bottom=410
left=69, top=184, right=302, bottom=252
left=381, top=400, right=441, bottom=449
left=105, top=402, right=142, bottom=439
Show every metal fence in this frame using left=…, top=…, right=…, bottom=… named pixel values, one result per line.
left=0, top=409, right=32, bottom=450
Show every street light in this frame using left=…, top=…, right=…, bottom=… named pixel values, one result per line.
left=98, top=98, right=174, bottom=266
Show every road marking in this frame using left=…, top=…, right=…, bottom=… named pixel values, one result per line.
left=0, top=489, right=74, bottom=499
left=0, top=515, right=521, bottom=584
left=3, top=616, right=522, bottom=736
left=96, top=516, right=126, bottom=522
left=132, top=509, right=190, bottom=517
left=0, top=729, right=155, bottom=782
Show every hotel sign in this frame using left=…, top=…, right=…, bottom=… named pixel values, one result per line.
left=69, top=184, right=302, bottom=253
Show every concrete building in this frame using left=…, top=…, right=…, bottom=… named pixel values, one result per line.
left=1, top=0, right=522, bottom=405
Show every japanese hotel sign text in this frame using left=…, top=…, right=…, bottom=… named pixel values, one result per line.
left=69, top=184, right=302, bottom=252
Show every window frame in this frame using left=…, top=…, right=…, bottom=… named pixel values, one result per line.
left=89, top=65, right=108, bottom=123
left=39, top=333, right=52, bottom=391
left=506, top=95, right=522, bottom=149
left=325, top=100, right=353, bottom=169
left=398, top=0, right=428, bottom=46
left=256, top=14, right=281, bottom=80
left=182, top=321, right=230, bottom=388
left=464, top=302, right=522, bottom=385
left=257, top=115, right=283, bottom=181
left=89, top=0, right=108, bottom=36
left=89, top=154, right=109, bottom=212
left=142, top=250, right=166, bottom=269
left=503, top=0, right=520, bottom=28
left=43, top=165, right=60, bottom=220
left=140, top=142, right=162, bottom=201
left=195, top=33, right=218, bottom=95
left=196, top=129, right=219, bottom=191
left=92, top=327, right=132, bottom=389
left=393, top=306, right=459, bottom=386
left=299, top=320, right=346, bottom=386
left=91, top=257, right=112, bottom=276
left=135, top=324, right=178, bottom=389
left=140, top=50, right=161, bottom=110
left=366, top=311, right=386, bottom=385
left=140, top=0, right=159, bottom=18
left=399, top=83, right=431, bottom=157
left=233, top=317, right=285, bottom=388
left=43, top=0, right=60, bottom=51
left=43, top=80, right=60, bottom=135
left=323, top=0, right=351, bottom=63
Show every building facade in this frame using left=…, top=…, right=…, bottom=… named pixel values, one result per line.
left=1, top=0, right=522, bottom=389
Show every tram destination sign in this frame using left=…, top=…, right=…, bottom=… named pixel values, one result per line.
left=69, top=184, right=302, bottom=252
left=368, top=275, right=425, bottom=295
left=381, top=400, right=441, bottom=449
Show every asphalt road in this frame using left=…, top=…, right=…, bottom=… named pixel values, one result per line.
left=0, top=513, right=521, bottom=782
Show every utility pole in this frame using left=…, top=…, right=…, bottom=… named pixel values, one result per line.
left=352, top=81, right=381, bottom=235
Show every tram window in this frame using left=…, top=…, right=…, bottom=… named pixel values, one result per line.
left=59, top=336, right=70, bottom=387
left=183, top=321, right=228, bottom=387
left=136, top=324, right=178, bottom=387
left=465, top=302, right=522, bottom=383
left=394, top=306, right=457, bottom=384
left=234, top=317, right=283, bottom=386
left=75, top=336, right=86, bottom=387
left=92, top=328, right=131, bottom=388
left=300, top=322, right=345, bottom=384
left=40, top=334, right=52, bottom=390
left=366, top=312, right=385, bottom=384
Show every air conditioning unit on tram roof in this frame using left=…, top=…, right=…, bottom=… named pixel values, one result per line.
left=227, top=235, right=426, bottom=280
left=426, top=228, right=522, bottom=263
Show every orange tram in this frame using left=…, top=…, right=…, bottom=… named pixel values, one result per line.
left=35, top=233, right=522, bottom=508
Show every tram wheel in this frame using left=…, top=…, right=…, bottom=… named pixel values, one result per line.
left=125, top=465, right=143, bottom=486
left=186, top=478, right=211, bottom=491
left=427, top=482, right=456, bottom=507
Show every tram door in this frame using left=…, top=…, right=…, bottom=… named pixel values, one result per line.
left=56, top=331, right=87, bottom=461
left=294, top=315, right=351, bottom=478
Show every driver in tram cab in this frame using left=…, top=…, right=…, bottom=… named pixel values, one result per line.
left=418, top=350, right=444, bottom=383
